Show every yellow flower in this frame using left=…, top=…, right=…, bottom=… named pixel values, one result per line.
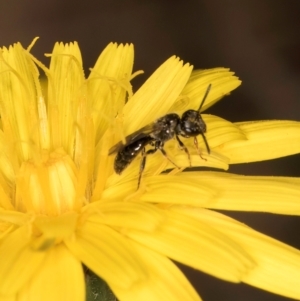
left=0, top=39, right=300, bottom=301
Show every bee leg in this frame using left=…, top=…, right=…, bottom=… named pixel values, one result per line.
left=157, top=142, right=180, bottom=169
left=175, top=135, right=191, bottom=167
left=194, top=137, right=207, bottom=161
left=138, top=147, right=147, bottom=189
left=137, top=147, right=158, bottom=189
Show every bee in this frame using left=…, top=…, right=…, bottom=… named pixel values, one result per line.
left=109, top=84, right=211, bottom=188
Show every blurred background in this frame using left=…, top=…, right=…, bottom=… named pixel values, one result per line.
left=1, top=0, right=299, bottom=300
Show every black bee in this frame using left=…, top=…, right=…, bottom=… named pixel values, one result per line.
left=109, top=84, right=211, bottom=188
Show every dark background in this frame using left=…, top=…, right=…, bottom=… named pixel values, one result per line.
left=1, top=1, right=300, bottom=300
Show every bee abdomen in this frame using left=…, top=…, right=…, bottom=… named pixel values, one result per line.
left=114, top=136, right=153, bottom=174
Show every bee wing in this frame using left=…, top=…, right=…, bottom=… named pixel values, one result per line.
left=108, top=124, right=155, bottom=155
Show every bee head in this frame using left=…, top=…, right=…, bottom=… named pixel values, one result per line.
left=178, top=110, right=206, bottom=137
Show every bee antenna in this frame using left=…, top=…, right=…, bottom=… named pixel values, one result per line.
left=201, top=132, right=210, bottom=154
left=197, top=84, right=212, bottom=112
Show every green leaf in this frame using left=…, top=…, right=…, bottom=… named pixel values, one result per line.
left=85, top=269, right=117, bottom=301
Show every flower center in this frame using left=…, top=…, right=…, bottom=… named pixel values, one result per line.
left=15, top=148, right=83, bottom=215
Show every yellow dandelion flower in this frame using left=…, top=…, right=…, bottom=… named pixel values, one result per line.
left=0, top=38, right=300, bottom=301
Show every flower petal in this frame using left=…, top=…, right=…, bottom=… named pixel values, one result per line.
left=178, top=68, right=241, bottom=112
left=0, top=225, right=46, bottom=295
left=104, top=174, right=216, bottom=205
left=122, top=56, right=193, bottom=135
left=88, top=43, right=134, bottom=142
left=179, top=208, right=300, bottom=300
left=138, top=175, right=216, bottom=205
left=126, top=209, right=255, bottom=282
left=48, top=42, right=85, bottom=154
left=18, top=245, right=84, bottom=301
left=0, top=293, right=15, bottom=301
left=181, top=171, right=300, bottom=214
left=218, top=120, right=300, bottom=163
left=204, top=115, right=247, bottom=148
left=65, top=219, right=148, bottom=290
left=0, top=42, right=40, bottom=161
left=0, top=130, right=16, bottom=190
left=86, top=201, right=166, bottom=231
left=0, top=185, right=14, bottom=210
left=111, top=241, right=202, bottom=301
left=0, top=209, right=31, bottom=225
